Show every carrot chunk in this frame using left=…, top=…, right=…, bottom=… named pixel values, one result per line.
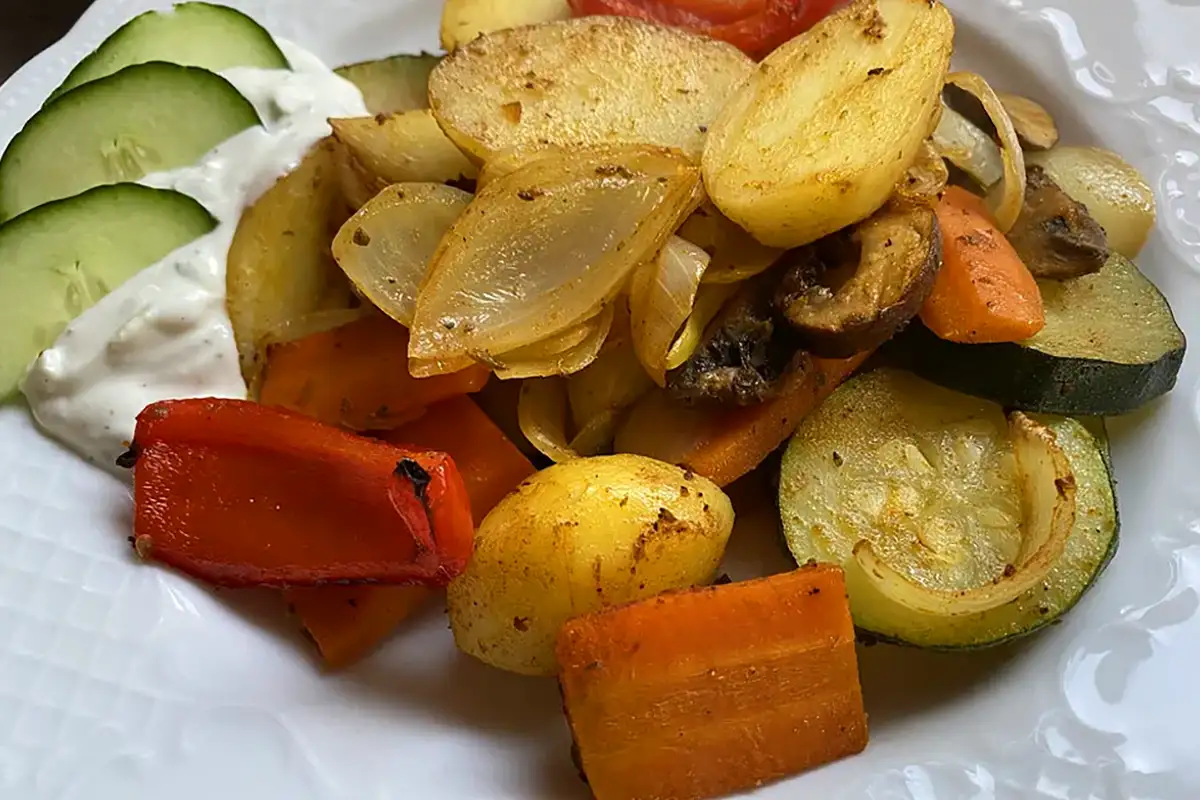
left=288, top=396, right=535, bottom=667
left=557, top=564, right=868, bottom=800
left=682, top=353, right=869, bottom=486
left=920, top=186, right=1046, bottom=343
left=259, top=313, right=489, bottom=431
left=287, top=585, right=431, bottom=669
left=381, top=396, right=536, bottom=519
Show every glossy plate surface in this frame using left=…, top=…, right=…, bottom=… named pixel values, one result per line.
left=1, top=1, right=1198, bottom=797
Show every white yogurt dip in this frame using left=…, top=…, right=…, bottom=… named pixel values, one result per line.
left=22, top=40, right=368, bottom=470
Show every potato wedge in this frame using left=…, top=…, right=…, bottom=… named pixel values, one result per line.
left=429, top=16, right=753, bottom=163
left=227, top=139, right=354, bottom=388
left=702, top=0, right=954, bottom=248
left=447, top=454, right=735, bottom=675
left=331, top=111, right=477, bottom=210
left=440, top=0, right=572, bottom=52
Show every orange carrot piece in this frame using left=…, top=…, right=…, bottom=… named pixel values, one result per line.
left=920, top=186, right=1046, bottom=343
left=259, top=313, right=489, bottom=431
left=557, top=564, right=868, bottom=800
left=382, top=396, right=536, bottom=520
left=288, top=396, right=535, bottom=668
left=622, top=353, right=868, bottom=487
left=682, top=353, right=869, bottom=486
left=287, top=585, right=431, bottom=669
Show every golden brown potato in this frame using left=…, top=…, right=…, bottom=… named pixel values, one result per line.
left=429, top=16, right=753, bottom=163
left=226, top=139, right=354, bottom=388
left=331, top=111, right=477, bottom=209
left=702, top=0, right=954, bottom=248
left=440, top=0, right=572, bottom=52
left=447, top=454, right=735, bottom=676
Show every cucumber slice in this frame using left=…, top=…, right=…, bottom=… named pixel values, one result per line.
left=0, top=63, right=259, bottom=221
left=895, top=254, right=1185, bottom=415
left=52, top=2, right=288, bottom=100
left=335, top=53, right=440, bottom=115
left=0, top=184, right=216, bottom=398
left=779, top=369, right=1118, bottom=649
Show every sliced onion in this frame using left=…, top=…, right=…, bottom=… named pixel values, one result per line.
left=853, top=412, right=1077, bottom=617
left=498, top=315, right=595, bottom=362
left=630, top=236, right=711, bottom=386
left=518, top=377, right=578, bottom=463
left=599, top=295, right=633, bottom=353
left=492, top=304, right=614, bottom=380
left=932, top=103, right=1005, bottom=188
left=677, top=204, right=783, bottom=285
left=567, top=340, right=655, bottom=433
left=1028, top=146, right=1156, bottom=259
left=332, top=183, right=472, bottom=327
left=664, top=282, right=740, bottom=372
left=569, top=410, right=620, bottom=457
left=409, top=145, right=703, bottom=369
left=946, top=72, right=1027, bottom=232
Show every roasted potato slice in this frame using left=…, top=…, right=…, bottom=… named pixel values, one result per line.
left=440, top=0, right=572, bottom=52
left=331, top=111, right=477, bottom=210
left=227, top=139, right=354, bottom=388
left=429, top=16, right=753, bottom=163
left=775, top=200, right=941, bottom=357
left=702, top=0, right=953, bottom=248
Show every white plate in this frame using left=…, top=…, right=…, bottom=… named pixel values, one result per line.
left=1, top=1, right=1198, bottom=798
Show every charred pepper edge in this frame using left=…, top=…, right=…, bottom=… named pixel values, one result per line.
left=395, top=457, right=432, bottom=503
left=115, top=443, right=139, bottom=470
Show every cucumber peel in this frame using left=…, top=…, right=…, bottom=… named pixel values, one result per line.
left=51, top=2, right=288, bottom=100
left=0, top=184, right=216, bottom=398
left=0, top=62, right=259, bottom=221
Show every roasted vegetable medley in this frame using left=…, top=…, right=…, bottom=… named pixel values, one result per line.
left=0, top=0, right=1184, bottom=798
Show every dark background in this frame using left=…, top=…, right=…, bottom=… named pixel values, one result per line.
left=2, top=1, right=93, bottom=81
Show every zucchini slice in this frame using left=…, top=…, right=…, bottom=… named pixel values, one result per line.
left=896, top=254, right=1184, bottom=415
left=779, top=369, right=1118, bottom=649
left=51, top=2, right=289, bottom=100
left=0, top=63, right=260, bottom=221
left=335, top=54, right=440, bottom=115
left=1, top=184, right=216, bottom=398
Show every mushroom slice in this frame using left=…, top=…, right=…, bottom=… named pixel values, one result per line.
left=666, top=269, right=808, bottom=408
left=775, top=201, right=941, bottom=358
left=1005, top=164, right=1110, bottom=280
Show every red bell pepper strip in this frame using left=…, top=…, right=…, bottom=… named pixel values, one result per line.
left=124, top=398, right=473, bottom=588
left=568, top=0, right=842, bottom=59
left=286, top=396, right=537, bottom=668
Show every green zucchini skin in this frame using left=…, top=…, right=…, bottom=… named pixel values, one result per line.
left=778, top=369, right=1119, bottom=650
left=895, top=321, right=1184, bottom=416
left=856, top=422, right=1120, bottom=652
